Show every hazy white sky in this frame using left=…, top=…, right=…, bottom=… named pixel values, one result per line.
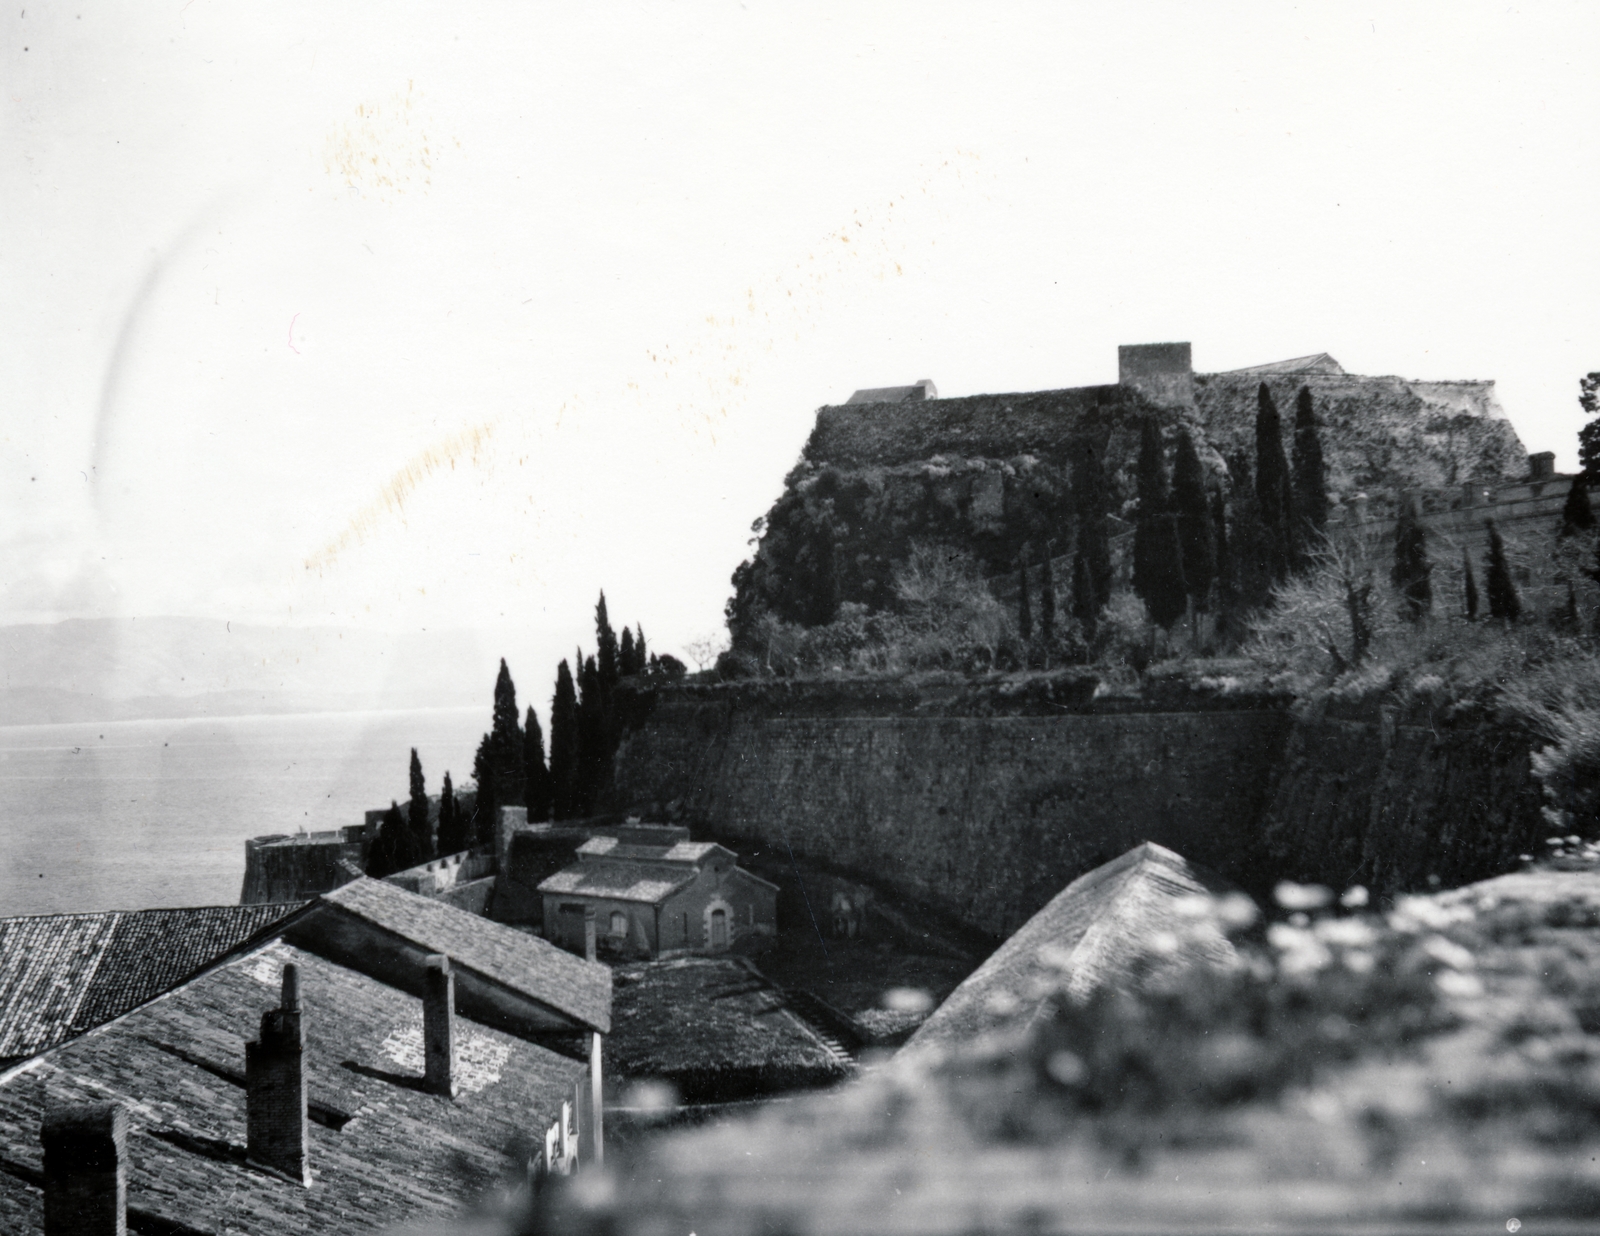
left=4, top=2, right=1598, bottom=683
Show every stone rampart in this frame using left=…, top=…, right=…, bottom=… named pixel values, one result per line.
left=606, top=679, right=1552, bottom=938
left=606, top=682, right=1294, bottom=939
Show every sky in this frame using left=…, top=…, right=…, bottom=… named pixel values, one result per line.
left=3, top=2, right=1599, bottom=697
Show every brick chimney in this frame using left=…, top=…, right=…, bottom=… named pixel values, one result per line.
left=246, top=963, right=310, bottom=1186
left=423, top=955, right=456, bottom=1098
left=41, top=1100, right=127, bottom=1236
left=584, top=905, right=598, bottom=963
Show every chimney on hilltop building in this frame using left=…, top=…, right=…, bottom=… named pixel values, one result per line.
left=1529, top=451, right=1556, bottom=481
left=41, top=1100, right=127, bottom=1236
left=423, top=955, right=456, bottom=1098
left=1118, top=342, right=1194, bottom=407
left=584, top=905, right=598, bottom=963
left=246, top=963, right=310, bottom=1186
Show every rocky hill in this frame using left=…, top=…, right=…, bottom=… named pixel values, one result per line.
left=728, top=346, right=1533, bottom=635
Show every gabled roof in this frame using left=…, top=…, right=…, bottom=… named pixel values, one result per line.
left=0, top=939, right=587, bottom=1234
left=1213, top=352, right=1345, bottom=376
left=845, top=380, right=937, bottom=404
left=308, top=878, right=610, bottom=1033
left=607, top=958, right=852, bottom=1102
left=539, top=863, right=698, bottom=905
left=576, top=836, right=725, bottom=864
left=902, top=843, right=1240, bottom=1059
left=0, top=904, right=302, bottom=1063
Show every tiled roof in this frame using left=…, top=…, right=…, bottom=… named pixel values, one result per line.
left=1213, top=352, right=1346, bottom=376
left=0, top=940, right=587, bottom=1234
left=315, top=879, right=611, bottom=1033
left=0, top=904, right=303, bottom=1063
left=607, top=958, right=851, bottom=1102
left=538, top=863, right=696, bottom=905
left=903, top=844, right=1240, bottom=1059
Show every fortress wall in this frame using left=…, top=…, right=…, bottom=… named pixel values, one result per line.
left=240, top=830, right=365, bottom=904
left=608, top=691, right=1293, bottom=939
left=1261, top=708, right=1548, bottom=897
left=609, top=685, right=1552, bottom=937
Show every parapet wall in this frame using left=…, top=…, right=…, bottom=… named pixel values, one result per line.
left=606, top=679, right=1552, bottom=938
left=606, top=681, right=1295, bottom=939
left=240, top=828, right=367, bottom=905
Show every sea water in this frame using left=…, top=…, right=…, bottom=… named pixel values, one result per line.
left=0, top=707, right=486, bottom=917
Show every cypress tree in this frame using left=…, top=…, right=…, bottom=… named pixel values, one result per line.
left=1391, top=497, right=1433, bottom=622
left=437, top=771, right=464, bottom=855
left=1225, top=451, right=1274, bottom=613
left=1171, top=428, right=1216, bottom=610
left=492, top=659, right=519, bottom=748
left=1070, top=550, right=1097, bottom=638
left=407, top=747, right=432, bottom=859
left=596, top=592, right=620, bottom=689
left=1073, top=437, right=1114, bottom=611
left=1290, top=386, right=1329, bottom=566
left=470, top=733, right=495, bottom=847
left=635, top=625, right=648, bottom=667
left=575, top=654, right=606, bottom=815
left=1463, top=546, right=1479, bottom=621
left=1039, top=544, right=1057, bottom=645
left=1255, top=384, right=1293, bottom=582
left=619, top=626, right=637, bottom=676
left=524, top=705, right=552, bottom=823
left=1561, top=473, right=1595, bottom=537
left=549, top=659, right=579, bottom=820
left=1211, top=489, right=1235, bottom=638
left=1485, top=519, right=1522, bottom=622
left=1132, top=418, right=1188, bottom=629
left=366, top=801, right=416, bottom=878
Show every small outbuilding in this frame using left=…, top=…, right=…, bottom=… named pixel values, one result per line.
left=538, top=824, right=777, bottom=959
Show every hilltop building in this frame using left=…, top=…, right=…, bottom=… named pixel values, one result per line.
left=538, top=824, right=777, bottom=960
left=0, top=879, right=611, bottom=1234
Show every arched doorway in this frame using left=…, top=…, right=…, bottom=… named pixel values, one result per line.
left=709, top=907, right=728, bottom=951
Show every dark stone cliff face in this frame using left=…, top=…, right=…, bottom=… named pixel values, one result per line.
left=605, top=682, right=1550, bottom=937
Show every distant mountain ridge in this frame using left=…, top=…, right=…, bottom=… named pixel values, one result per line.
left=0, top=617, right=497, bottom=726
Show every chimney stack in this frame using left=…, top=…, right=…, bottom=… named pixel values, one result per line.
left=41, top=1101, right=127, bottom=1236
left=1117, top=342, right=1194, bottom=408
left=423, top=955, right=456, bottom=1098
left=584, top=905, right=598, bottom=963
left=246, top=963, right=310, bottom=1186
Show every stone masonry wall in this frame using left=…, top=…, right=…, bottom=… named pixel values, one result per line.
left=608, top=691, right=1293, bottom=940
left=607, top=682, right=1553, bottom=939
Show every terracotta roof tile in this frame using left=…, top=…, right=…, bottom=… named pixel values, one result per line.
left=316, top=879, right=610, bottom=1033
left=0, top=940, right=587, bottom=1234
left=0, top=905, right=302, bottom=1063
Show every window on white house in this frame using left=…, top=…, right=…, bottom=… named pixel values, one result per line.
left=609, top=910, right=627, bottom=937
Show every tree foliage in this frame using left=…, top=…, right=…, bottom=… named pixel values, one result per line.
left=1017, top=552, right=1033, bottom=642
left=1561, top=473, right=1595, bottom=538
left=596, top=592, right=620, bottom=689
left=407, top=747, right=432, bottom=860
left=1255, top=384, right=1293, bottom=583
left=436, top=771, right=466, bottom=856
left=1132, top=418, right=1187, bottom=629
left=1290, top=386, right=1329, bottom=567
left=549, top=659, right=579, bottom=820
left=1073, top=437, right=1114, bottom=614
left=1391, top=497, right=1433, bottom=622
left=1578, top=372, right=1600, bottom=479
left=366, top=800, right=423, bottom=878
left=525, top=706, right=552, bottom=823
left=1039, top=545, right=1056, bottom=645
left=1172, top=428, right=1216, bottom=610
left=472, top=658, right=525, bottom=845
left=1463, top=547, right=1479, bottom=622
left=1485, top=519, right=1522, bottom=622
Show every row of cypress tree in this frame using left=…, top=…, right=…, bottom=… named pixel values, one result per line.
left=1123, top=384, right=1331, bottom=635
